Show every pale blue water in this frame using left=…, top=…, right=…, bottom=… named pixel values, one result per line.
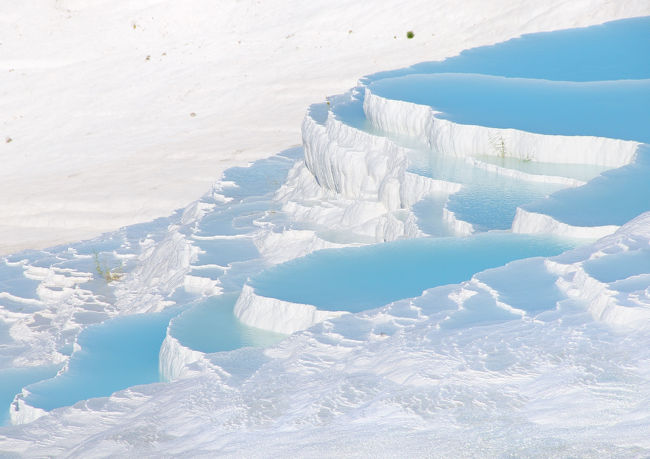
left=0, top=261, right=40, bottom=301
left=170, top=293, right=285, bottom=353
left=583, top=249, right=650, bottom=283
left=408, top=148, right=564, bottom=231
left=610, top=274, right=650, bottom=293
left=22, top=308, right=181, bottom=412
left=368, top=74, right=650, bottom=143
left=475, top=258, right=565, bottom=314
left=524, top=145, right=650, bottom=227
left=0, top=297, right=41, bottom=316
left=250, top=233, right=578, bottom=312
left=360, top=16, right=650, bottom=231
left=363, top=16, right=650, bottom=83
left=448, top=178, right=562, bottom=231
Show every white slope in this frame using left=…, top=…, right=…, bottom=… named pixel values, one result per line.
left=1, top=0, right=648, bottom=255
left=1, top=213, right=648, bottom=457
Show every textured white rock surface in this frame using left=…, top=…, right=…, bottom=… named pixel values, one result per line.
left=234, top=285, right=345, bottom=335
left=1, top=2, right=649, bottom=455
left=512, top=207, right=620, bottom=239
left=1, top=213, right=648, bottom=456
left=2, top=0, right=646, bottom=254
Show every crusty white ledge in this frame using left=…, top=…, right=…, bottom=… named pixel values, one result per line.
left=512, top=207, right=619, bottom=239
left=234, top=284, right=346, bottom=335
left=10, top=391, right=47, bottom=425
left=159, top=333, right=207, bottom=383
left=364, top=89, right=639, bottom=168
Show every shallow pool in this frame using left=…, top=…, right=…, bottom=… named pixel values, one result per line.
left=170, top=293, right=285, bottom=354
left=583, top=248, right=650, bottom=284
left=369, top=74, right=650, bottom=143
left=22, top=308, right=181, bottom=412
left=0, top=261, right=40, bottom=302
left=250, top=233, right=579, bottom=312
left=523, top=146, right=650, bottom=227
left=408, top=148, right=565, bottom=231
left=0, top=365, right=61, bottom=426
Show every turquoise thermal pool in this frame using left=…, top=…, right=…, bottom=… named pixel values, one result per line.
left=249, top=233, right=578, bottom=312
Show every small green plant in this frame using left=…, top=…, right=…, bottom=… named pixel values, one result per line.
left=406, top=31, right=415, bottom=39
left=94, top=252, right=123, bottom=282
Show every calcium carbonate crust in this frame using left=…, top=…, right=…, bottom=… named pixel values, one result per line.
left=364, top=90, right=640, bottom=167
